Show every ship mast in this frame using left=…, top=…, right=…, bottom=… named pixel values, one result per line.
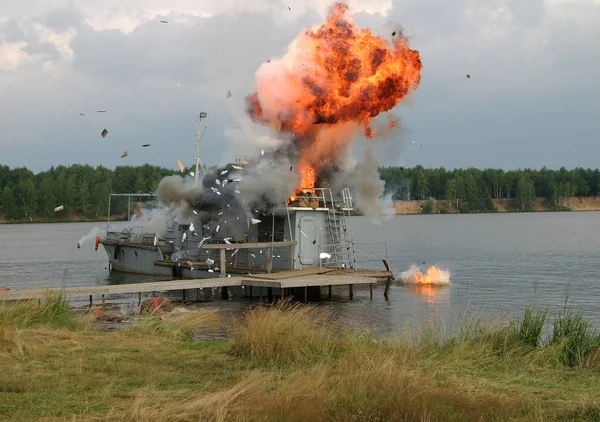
left=194, top=111, right=207, bottom=188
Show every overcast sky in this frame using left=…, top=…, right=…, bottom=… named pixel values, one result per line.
left=1, top=0, right=599, bottom=173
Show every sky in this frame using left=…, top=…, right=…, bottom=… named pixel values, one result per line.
left=0, top=0, right=599, bottom=173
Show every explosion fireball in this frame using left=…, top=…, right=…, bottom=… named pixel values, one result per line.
left=398, top=264, right=451, bottom=285
left=245, top=3, right=422, bottom=198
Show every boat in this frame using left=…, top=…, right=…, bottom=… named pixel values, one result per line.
left=98, top=112, right=390, bottom=280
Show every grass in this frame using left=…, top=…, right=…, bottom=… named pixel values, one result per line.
left=1, top=297, right=600, bottom=421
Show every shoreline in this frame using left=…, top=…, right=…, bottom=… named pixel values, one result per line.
left=1, top=296, right=599, bottom=421
left=2, top=197, right=600, bottom=224
left=393, top=196, right=600, bottom=215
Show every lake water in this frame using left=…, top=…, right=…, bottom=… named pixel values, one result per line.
left=1, top=212, right=600, bottom=334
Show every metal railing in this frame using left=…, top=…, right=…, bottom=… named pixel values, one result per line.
left=107, top=193, right=157, bottom=224
left=318, top=241, right=388, bottom=272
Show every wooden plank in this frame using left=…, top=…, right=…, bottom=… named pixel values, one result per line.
left=324, top=269, right=392, bottom=279
left=244, top=267, right=333, bottom=280
left=0, top=278, right=244, bottom=301
left=243, top=275, right=377, bottom=289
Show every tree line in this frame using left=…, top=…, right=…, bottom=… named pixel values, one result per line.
left=379, top=166, right=600, bottom=212
left=0, top=164, right=180, bottom=220
left=1, top=164, right=599, bottom=220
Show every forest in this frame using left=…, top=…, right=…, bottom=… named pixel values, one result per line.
left=1, top=164, right=599, bottom=220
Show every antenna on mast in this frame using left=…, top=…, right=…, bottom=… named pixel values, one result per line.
left=194, top=112, right=207, bottom=188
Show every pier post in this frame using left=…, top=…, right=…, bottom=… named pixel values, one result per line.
left=370, top=283, right=373, bottom=300
left=89, top=295, right=93, bottom=308
left=266, top=248, right=272, bottom=274
left=249, top=286, right=253, bottom=300
left=221, top=287, right=229, bottom=300
left=384, top=276, right=391, bottom=300
left=101, top=294, right=105, bottom=306
left=304, top=286, right=308, bottom=303
left=197, top=288, right=201, bottom=303
left=290, top=244, right=295, bottom=270
left=219, top=249, right=227, bottom=278
left=328, top=285, right=332, bottom=300
left=267, top=287, right=273, bottom=301
left=348, top=285, right=354, bottom=300
left=182, top=289, right=186, bottom=301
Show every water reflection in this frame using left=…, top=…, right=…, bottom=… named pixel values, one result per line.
left=405, top=284, right=451, bottom=304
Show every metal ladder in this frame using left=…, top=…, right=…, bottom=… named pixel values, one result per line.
left=325, top=191, right=355, bottom=269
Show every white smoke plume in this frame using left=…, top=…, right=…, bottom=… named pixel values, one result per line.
left=77, top=226, right=102, bottom=248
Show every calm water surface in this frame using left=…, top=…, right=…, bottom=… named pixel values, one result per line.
left=1, top=212, right=599, bottom=333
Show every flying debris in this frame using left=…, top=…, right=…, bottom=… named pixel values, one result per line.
left=182, top=233, right=187, bottom=242
left=190, top=171, right=195, bottom=177
left=121, top=151, right=128, bottom=159
left=153, top=236, right=157, bottom=247
left=466, top=74, right=471, bottom=79
left=392, top=31, right=396, bottom=36
left=231, top=165, right=244, bottom=170
left=101, top=129, right=108, bottom=138
left=97, top=110, right=106, bottom=113
left=319, top=253, right=331, bottom=260
left=160, top=20, right=168, bottom=23
left=177, top=159, right=185, bottom=173
left=288, top=6, right=291, bottom=10
left=206, top=259, right=214, bottom=265
left=142, top=144, right=151, bottom=147
left=261, top=150, right=264, bottom=156
left=79, top=113, right=85, bottom=116
left=215, top=179, right=221, bottom=185
left=220, top=170, right=228, bottom=176
left=251, top=218, right=261, bottom=225
left=189, top=223, right=195, bottom=232
left=53, top=205, right=64, bottom=212
left=226, top=89, right=232, bottom=98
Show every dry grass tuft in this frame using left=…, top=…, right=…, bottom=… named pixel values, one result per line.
left=126, top=308, right=220, bottom=341
left=229, top=298, right=340, bottom=363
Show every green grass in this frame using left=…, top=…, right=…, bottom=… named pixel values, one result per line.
left=1, top=297, right=600, bottom=421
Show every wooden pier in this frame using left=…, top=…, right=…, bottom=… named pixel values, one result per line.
left=0, top=268, right=393, bottom=303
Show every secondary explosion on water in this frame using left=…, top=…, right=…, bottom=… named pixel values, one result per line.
left=397, top=264, right=451, bottom=286
left=245, top=2, right=422, bottom=201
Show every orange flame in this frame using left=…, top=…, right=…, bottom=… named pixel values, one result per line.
left=403, top=265, right=451, bottom=285
left=247, top=3, right=422, bottom=199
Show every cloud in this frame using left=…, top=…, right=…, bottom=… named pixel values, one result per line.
left=0, top=0, right=598, bottom=173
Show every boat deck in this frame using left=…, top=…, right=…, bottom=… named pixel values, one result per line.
left=0, top=268, right=393, bottom=302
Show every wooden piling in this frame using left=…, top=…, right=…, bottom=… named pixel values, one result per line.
left=266, top=248, right=272, bottom=274
left=304, top=286, right=308, bottom=303
left=182, top=289, right=186, bottom=301
left=249, top=286, right=253, bottom=300
left=221, top=286, right=229, bottom=300
left=89, top=295, right=93, bottom=308
left=384, top=276, right=392, bottom=300
left=328, top=285, right=332, bottom=300
left=101, top=294, right=105, bottom=306
left=219, top=249, right=227, bottom=278
left=197, top=288, right=201, bottom=303
left=268, top=287, right=273, bottom=301
left=369, top=283, right=373, bottom=299
left=349, top=285, right=354, bottom=300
